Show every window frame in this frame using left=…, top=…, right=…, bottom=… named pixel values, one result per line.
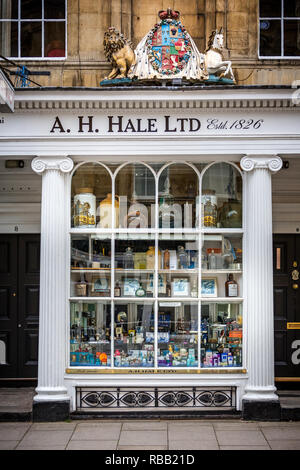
left=0, top=0, right=67, bottom=60
left=258, top=0, right=300, bottom=59
left=68, top=160, right=244, bottom=372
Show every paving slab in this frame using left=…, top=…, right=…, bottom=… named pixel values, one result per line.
left=16, top=429, right=73, bottom=449
left=261, top=426, right=300, bottom=441
left=67, top=440, right=118, bottom=450
left=71, top=423, right=121, bottom=441
left=122, top=421, right=168, bottom=431
left=169, top=440, right=219, bottom=450
left=168, top=424, right=216, bottom=441
left=0, top=422, right=31, bottom=440
left=268, top=440, right=300, bottom=450
left=215, top=429, right=268, bottom=446
left=118, top=430, right=167, bottom=446
left=0, top=440, right=19, bottom=450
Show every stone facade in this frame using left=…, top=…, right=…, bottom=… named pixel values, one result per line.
left=5, top=1, right=300, bottom=87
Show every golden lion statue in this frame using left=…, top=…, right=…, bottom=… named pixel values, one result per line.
left=103, top=27, right=135, bottom=80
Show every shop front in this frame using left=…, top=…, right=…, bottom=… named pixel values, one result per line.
left=1, top=84, right=298, bottom=420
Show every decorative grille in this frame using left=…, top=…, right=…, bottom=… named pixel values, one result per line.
left=76, top=387, right=236, bottom=410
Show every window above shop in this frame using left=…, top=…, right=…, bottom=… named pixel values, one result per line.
left=259, top=0, right=300, bottom=58
left=0, top=0, right=66, bottom=59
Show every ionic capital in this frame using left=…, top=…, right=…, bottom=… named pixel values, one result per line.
left=31, top=155, right=74, bottom=174
left=240, top=155, right=282, bottom=173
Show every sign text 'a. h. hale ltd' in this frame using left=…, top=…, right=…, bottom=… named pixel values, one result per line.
left=49, top=114, right=265, bottom=135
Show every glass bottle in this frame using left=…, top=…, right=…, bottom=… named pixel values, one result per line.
left=191, top=279, right=198, bottom=298
left=208, top=249, right=216, bottom=270
left=177, top=246, right=188, bottom=269
left=124, top=247, right=134, bottom=269
left=114, top=281, right=121, bottom=297
left=225, top=273, right=238, bottom=297
left=163, top=249, right=170, bottom=269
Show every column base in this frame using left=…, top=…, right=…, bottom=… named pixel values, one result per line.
left=32, top=400, right=70, bottom=422
left=242, top=399, right=281, bottom=421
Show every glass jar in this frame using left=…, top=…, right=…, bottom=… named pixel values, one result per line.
left=73, top=188, right=96, bottom=228
left=202, top=190, right=218, bottom=228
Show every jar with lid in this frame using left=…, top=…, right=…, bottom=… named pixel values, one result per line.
left=124, top=247, right=134, bottom=269
left=202, top=190, right=218, bottom=227
left=73, top=188, right=96, bottom=228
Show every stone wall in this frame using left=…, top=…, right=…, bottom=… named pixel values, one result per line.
left=9, top=0, right=300, bottom=87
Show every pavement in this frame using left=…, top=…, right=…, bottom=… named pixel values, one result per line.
left=1, top=419, right=300, bottom=450
left=0, top=387, right=300, bottom=450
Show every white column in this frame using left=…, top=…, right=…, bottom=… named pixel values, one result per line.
left=32, top=156, right=74, bottom=403
left=241, top=155, right=282, bottom=402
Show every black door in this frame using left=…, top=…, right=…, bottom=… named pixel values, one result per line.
left=273, top=234, right=300, bottom=383
left=0, top=234, right=40, bottom=379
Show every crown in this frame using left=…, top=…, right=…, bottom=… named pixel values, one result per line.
left=158, top=8, right=180, bottom=20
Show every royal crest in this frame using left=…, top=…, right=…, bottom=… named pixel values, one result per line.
left=147, top=11, right=192, bottom=76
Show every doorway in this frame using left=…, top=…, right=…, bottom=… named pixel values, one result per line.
left=273, top=234, right=300, bottom=386
left=0, top=234, right=40, bottom=380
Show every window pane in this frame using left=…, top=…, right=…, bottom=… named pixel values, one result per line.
left=115, top=233, right=155, bottom=298
left=115, top=164, right=155, bottom=229
left=202, top=163, right=242, bottom=229
left=71, top=234, right=111, bottom=298
left=114, top=301, right=155, bottom=367
left=0, top=21, right=18, bottom=56
left=159, top=233, right=199, bottom=298
left=159, top=164, right=199, bottom=229
left=157, top=302, right=198, bottom=367
left=284, top=0, right=300, bottom=17
left=21, top=0, right=42, bottom=19
left=44, top=0, right=65, bottom=19
left=71, top=163, right=112, bottom=229
left=201, top=302, right=243, bottom=368
left=0, top=0, right=18, bottom=19
left=260, top=20, right=282, bottom=55
left=45, top=21, right=65, bottom=57
left=260, top=0, right=281, bottom=17
left=284, top=20, right=300, bottom=55
left=70, top=301, right=111, bottom=367
left=21, top=21, right=41, bottom=56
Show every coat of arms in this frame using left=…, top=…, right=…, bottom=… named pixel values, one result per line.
left=148, top=11, right=192, bottom=76
left=101, top=8, right=235, bottom=85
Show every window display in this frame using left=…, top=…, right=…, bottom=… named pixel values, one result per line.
left=70, top=161, right=244, bottom=370
left=114, top=301, right=154, bottom=367
left=70, top=301, right=111, bottom=366
left=201, top=303, right=242, bottom=368
left=157, top=302, right=198, bottom=367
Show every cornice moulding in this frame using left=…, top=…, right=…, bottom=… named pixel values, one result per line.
left=13, top=88, right=299, bottom=111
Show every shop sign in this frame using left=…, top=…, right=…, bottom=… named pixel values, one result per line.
left=1, top=110, right=300, bottom=137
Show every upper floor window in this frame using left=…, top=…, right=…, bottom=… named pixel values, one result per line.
left=0, top=0, right=66, bottom=59
left=259, top=0, right=300, bottom=57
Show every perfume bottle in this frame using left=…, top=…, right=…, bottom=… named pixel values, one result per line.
left=208, top=250, right=217, bottom=269
left=225, top=273, right=238, bottom=297
left=114, top=281, right=121, bottom=297
left=191, top=279, right=198, bottom=298
left=178, top=246, right=188, bottom=269
left=124, top=247, right=134, bottom=269
left=163, top=249, right=170, bottom=269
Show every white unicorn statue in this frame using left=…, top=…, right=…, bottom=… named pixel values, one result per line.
left=203, top=28, right=235, bottom=82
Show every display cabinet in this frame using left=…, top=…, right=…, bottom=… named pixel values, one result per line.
left=69, top=161, right=244, bottom=370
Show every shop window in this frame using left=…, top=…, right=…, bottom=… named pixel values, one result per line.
left=69, top=161, right=243, bottom=371
left=0, top=0, right=66, bottom=59
left=259, top=0, right=300, bottom=57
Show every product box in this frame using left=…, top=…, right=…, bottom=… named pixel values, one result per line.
left=169, top=250, right=178, bottom=270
